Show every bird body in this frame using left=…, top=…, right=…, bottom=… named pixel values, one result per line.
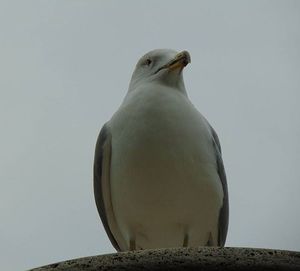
left=94, top=49, right=229, bottom=251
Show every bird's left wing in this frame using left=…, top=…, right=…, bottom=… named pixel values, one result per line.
left=209, top=125, right=229, bottom=246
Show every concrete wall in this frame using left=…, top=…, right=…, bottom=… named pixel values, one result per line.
left=29, top=247, right=300, bottom=271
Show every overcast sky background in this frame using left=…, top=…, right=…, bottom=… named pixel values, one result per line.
left=0, top=1, right=299, bottom=270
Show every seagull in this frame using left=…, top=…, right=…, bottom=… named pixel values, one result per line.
left=94, top=49, right=229, bottom=251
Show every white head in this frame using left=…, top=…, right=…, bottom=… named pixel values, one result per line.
left=128, top=49, right=191, bottom=94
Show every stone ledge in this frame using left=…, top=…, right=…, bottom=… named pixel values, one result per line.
left=29, top=247, right=300, bottom=271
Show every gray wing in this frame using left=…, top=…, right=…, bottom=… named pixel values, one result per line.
left=209, top=125, right=229, bottom=247
left=93, top=124, right=121, bottom=251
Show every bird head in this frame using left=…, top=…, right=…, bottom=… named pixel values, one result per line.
left=129, top=49, right=191, bottom=92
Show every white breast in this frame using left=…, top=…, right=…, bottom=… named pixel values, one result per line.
left=109, top=86, right=224, bottom=249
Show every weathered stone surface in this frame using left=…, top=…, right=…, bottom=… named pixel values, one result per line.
left=29, top=247, right=300, bottom=271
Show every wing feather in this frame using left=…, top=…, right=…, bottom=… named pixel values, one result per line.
left=209, top=125, right=229, bottom=246
left=93, top=124, right=121, bottom=251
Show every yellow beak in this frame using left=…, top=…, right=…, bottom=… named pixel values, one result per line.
left=155, top=50, right=191, bottom=74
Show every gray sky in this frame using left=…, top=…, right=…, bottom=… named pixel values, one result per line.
left=0, top=1, right=299, bottom=270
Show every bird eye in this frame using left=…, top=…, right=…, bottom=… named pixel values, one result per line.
left=145, top=58, right=152, bottom=66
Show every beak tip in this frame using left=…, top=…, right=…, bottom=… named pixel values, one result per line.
left=181, top=50, right=191, bottom=65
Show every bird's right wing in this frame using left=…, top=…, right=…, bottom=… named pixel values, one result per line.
left=94, top=123, right=126, bottom=251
